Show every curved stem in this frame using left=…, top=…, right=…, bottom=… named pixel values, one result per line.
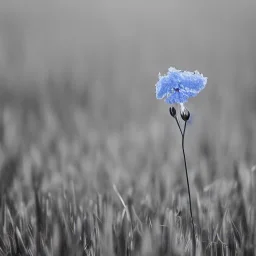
left=174, top=116, right=183, bottom=135
left=182, top=121, right=196, bottom=253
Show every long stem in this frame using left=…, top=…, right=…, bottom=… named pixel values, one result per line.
left=182, top=121, right=196, bottom=253
left=174, top=116, right=183, bottom=135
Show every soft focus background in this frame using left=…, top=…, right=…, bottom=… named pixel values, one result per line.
left=1, top=1, right=256, bottom=172
left=0, top=1, right=256, bottom=255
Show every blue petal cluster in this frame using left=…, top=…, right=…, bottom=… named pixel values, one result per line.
left=155, top=67, right=207, bottom=104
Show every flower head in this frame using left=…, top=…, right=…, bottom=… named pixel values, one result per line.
left=155, top=67, right=207, bottom=104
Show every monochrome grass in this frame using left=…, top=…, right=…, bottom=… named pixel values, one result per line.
left=0, top=1, right=256, bottom=255
left=0, top=88, right=254, bottom=256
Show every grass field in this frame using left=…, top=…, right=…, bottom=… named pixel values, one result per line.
left=0, top=1, right=256, bottom=255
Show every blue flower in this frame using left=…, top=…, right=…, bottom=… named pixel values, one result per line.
left=155, top=67, right=207, bottom=104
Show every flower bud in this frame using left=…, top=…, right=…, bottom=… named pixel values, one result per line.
left=180, top=108, right=190, bottom=121
left=169, top=107, right=176, bottom=117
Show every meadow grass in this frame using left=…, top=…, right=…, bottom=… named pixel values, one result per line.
left=0, top=85, right=255, bottom=256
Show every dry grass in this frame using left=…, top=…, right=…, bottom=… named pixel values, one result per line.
left=0, top=87, right=255, bottom=256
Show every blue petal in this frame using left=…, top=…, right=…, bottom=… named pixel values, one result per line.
left=156, top=74, right=179, bottom=99
left=165, top=91, right=189, bottom=104
left=155, top=79, right=169, bottom=99
left=179, top=71, right=207, bottom=92
left=180, top=89, right=198, bottom=98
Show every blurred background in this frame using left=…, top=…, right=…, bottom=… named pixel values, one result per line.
left=0, top=0, right=256, bottom=191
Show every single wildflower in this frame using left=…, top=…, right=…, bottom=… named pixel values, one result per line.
left=155, top=66, right=207, bottom=255
left=155, top=67, right=207, bottom=104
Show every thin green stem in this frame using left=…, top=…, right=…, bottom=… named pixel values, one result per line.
left=182, top=121, right=196, bottom=254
